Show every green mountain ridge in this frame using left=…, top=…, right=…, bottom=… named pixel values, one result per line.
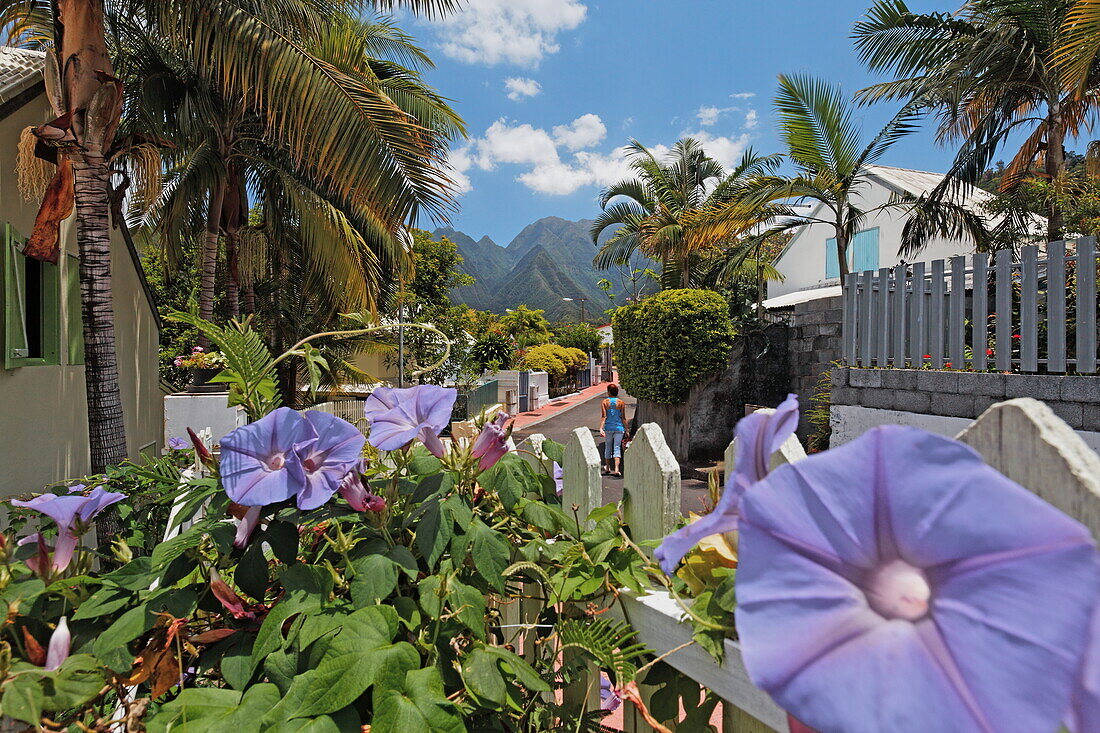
left=431, top=216, right=631, bottom=323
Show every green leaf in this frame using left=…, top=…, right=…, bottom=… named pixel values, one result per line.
left=468, top=520, right=509, bottom=593
left=479, top=454, right=535, bottom=510
left=350, top=555, right=398, bottom=606
left=462, top=647, right=508, bottom=707
left=449, top=580, right=487, bottom=640
left=236, top=542, right=270, bottom=602
left=479, top=646, right=550, bottom=693
left=151, top=526, right=203, bottom=569
left=415, top=499, right=452, bottom=569
left=541, top=438, right=565, bottom=465
left=72, top=586, right=131, bottom=620
left=0, top=672, right=44, bottom=724
left=280, top=563, right=333, bottom=602
left=220, top=633, right=255, bottom=690
left=101, top=556, right=156, bottom=590
left=0, top=578, right=45, bottom=613
left=587, top=504, right=618, bottom=524
left=282, top=606, right=414, bottom=718
left=93, top=605, right=149, bottom=672
left=408, top=445, right=443, bottom=476
left=418, top=575, right=443, bottom=618
left=264, top=521, right=300, bottom=566
left=372, top=667, right=466, bottom=733
left=41, top=654, right=106, bottom=711
left=386, top=546, right=419, bottom=579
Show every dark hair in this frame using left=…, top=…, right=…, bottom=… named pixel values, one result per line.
left=607, top=383, right=619, bottom=397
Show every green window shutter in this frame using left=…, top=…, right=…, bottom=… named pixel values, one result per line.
left=2, top=224, right=62, bottom=368
left=65, top=255, right=84, bottom=364
left=3, top=223, right=29, bottom=369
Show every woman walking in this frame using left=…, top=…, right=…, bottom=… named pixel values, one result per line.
left=600, top=383, right=629, bottom=477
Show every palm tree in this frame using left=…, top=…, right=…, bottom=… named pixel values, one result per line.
left=500, top=305, right=551, bottom=349
left=591, top=139, right=780, bottom=288
left=1057, top=0, right=1100, bottom=92
left=1, top=0, right=462, bottom=474
left=853, top=0, right=1100, bottom=242
left=698, top=74, right=922, bottom=277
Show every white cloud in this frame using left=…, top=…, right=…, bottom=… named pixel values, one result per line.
left=432, top=0, right=587, bottom=67
left=697, top=105, right=721, bottom=127
left=552, top=113, right=606, bottom=151
left=504, top=77, right=542, bottom=101
left=730, top=92, right=756, bottom=100
left=453, top=113, right=754, bottom=197
left=744, top=109, right=758, bottom=129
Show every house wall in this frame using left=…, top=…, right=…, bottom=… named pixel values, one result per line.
left=0, top=93, right=162, bottom=496
left=769, top=181, right=974, bottom=298
left=829, top=366, right=1100, bottom=452
left=782, top=295, right=844, bottom=445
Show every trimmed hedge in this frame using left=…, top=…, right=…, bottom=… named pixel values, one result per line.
left=612, top=289, right=736, bottom=404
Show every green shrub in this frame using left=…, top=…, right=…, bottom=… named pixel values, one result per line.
left=561, top=347, right=588, bottom=370
left=612, top=289, right=736, bottom=404
left=518, top=343, right=570, bottom=377
left=553, top=323, right=603, bottom=354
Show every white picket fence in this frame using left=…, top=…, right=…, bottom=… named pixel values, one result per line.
left=519, top=397, right=1100, bottom=731
left=842, top=238, right=1100, bottom=372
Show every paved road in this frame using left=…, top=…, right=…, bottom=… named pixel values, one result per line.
left=513, top=388, right=711, bottom=516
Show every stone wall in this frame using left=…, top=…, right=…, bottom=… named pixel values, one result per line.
left=831, top=366, right=1100, bottom=431
left=634, top=324, right=790, bottom=464
left=784, top=295, right=844, bottom=443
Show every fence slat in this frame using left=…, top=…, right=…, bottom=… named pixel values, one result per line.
left=842, top=273, right=858, bottom=363
left=859, top=271, right=873, bottom=367
left=973, top=253, right=989, bottom=371
left=995, top=249, right=1013, bottom=372
left=621, top=424, right=680, bottom=733
left=911, top=262, right=926, bottom=366
left=1078, top=236, right=1098, bottom=373
left=930, top=259, right=946, bottom=369
left=949, top=255, right=966, bottom=368
left=1048, top=241, right=1067, bottom=373
left=1020, top=245, right=1040, bottom=371
left=877, top=268, right=890, bottom=367
left=891, top=267, right=906, bottom=366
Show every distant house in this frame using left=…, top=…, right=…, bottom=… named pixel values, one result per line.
left=0, top=48, right=162, bottom=495
left=597, top=324, right=613, bottom=346
left=765, top=165, right=1005, bottom=306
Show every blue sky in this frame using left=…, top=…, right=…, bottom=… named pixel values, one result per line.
left=407, top=0, right=954, bottom=245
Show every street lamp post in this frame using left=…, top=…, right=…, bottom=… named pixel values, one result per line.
left=562, top=297, right=587, bottom=324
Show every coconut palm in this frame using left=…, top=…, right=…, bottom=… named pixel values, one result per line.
left=0, top=0, right=462, bottom=473
left=591, top=139, right=781, bottom=288
left=853, top=0, right=1100, bottom=242
left=695, top=74, right=925, bottom=278
left=500, top=305, right=551, bottom=349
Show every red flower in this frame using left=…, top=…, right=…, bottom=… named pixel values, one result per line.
left=923, top=354, right=932, bottom=359
left=986, top=348, right=994, bottom=356
left=1013, top=334, right=1021, bottom=339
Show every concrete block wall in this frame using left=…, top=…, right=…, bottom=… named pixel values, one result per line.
left=785, top=296, right=844, bottom=441
left=831, top=367, right=1100, bottom=432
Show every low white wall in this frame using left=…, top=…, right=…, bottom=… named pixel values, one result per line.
left=164, top=393, right=247, bottom=448
left=831, top=404, right=1100, bottom=455
left=489, top=370, right=549, bottom=413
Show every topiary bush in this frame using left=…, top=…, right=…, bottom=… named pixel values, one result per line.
left=612, top=289, right=736, bottom=404
left=518, top=344, right=569, bottom=377
left=561, top=347, right=589, bottom=370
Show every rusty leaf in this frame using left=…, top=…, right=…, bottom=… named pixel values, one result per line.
left=22, top=626, right=46, bottom=666
left=188, top=628, right=237, bottom=646
left=24, top=155, right=74, bottom=264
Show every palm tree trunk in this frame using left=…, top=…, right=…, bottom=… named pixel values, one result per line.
left=837, top=231, right=850, bottom=278
left=71, top=152, right=128, bottom=474
left=1045, top=113, right=1066, bottom=241
left=225, top=231, right=240, bottom=319
left=197, top=178, right=226, bottom=341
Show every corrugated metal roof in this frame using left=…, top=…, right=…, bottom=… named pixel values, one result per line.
left=762, top=285, right=843, bottom=309
left=0, top=47, right=45, bottom=104
left=865, top=164, right=995, bottom=211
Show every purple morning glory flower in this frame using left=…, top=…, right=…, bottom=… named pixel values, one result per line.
left=220, top=407, right=315, bottom=506
left=736, top=425, right=1099, bottom=733
left=471, top=412, right=511, bottom=472
left=295, top=411, right=366, bottom=510
left=553, top=461, right=564, bottom=496
left=655, top=394, right=799, bottom=575
left=12, top=486, right=125, bottom=573
left=363, top=385, right=456, bottom=457
left=45, top=617, right=70, bottom=671
left=233, top=506, right=263, bottom=549
left=1068, top=602, right=1100, bottom=733
left=167, top=437, right=188, bottom=451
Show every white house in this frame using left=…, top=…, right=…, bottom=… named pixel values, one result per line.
left=765, top=165, right=1002, bottom=304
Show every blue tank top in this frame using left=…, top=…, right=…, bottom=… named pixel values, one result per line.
left=604, top=398, right=624, bottom=432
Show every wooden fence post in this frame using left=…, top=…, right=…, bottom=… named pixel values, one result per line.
left=509, top=434, right=550, bottom=658
left=560, top=427, right=604, bottom=713
left=562, top=427, right=602, bottom=530
left=957, top=398, right=1100, bottom=538
left=723, top=409, right=807, bottom=487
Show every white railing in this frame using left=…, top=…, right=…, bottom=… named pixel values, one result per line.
left=842, top=238, right=1099, bottom=373
left=521, top=397, right=1100, bottom=731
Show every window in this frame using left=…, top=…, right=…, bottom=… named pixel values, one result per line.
left=852, top=227, right=880, bottom=273
left=3, top=224, right=61, bottom=368
left=825, top=237, right=840, bottom=279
